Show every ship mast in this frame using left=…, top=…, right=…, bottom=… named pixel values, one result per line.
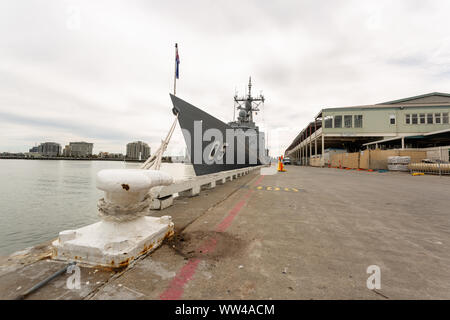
left=234, top=77, right=265, bottom=126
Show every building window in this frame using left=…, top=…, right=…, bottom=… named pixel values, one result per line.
left=427, top=113, right=433, bottom=124
left=324, top=116, right=333, bottom=128
left=435, top=113, right=441, bottom=124
left=412, top=114, right=418, bottom=124
left=354, top=115, right=363, bottom=128
left=334, top=115, right=342, bottom=128
left=419, top=113, right=425, bottom=124
left=344, top=115, right=352, bottom=128
left=443, top=112, right=449, bottom=124
left=389, top=114, right=396, bottom=125
left=405, top=114, right=411, bottom=124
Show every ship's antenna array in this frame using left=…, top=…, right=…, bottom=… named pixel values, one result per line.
left=233, top=77, right=265, bottom=124
left=233, top=87, right=237, bottom=121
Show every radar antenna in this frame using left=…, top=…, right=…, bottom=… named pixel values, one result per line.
left=234, top=77, right=265, bottom=125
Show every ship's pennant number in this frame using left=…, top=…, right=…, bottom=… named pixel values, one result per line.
left=181, top=121, right=270, bottom=166
left=256, top=186, right=300, bottom=192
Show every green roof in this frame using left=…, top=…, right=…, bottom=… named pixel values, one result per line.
left=378, top=92, right=450, bottom=105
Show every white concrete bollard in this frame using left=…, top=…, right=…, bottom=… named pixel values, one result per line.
left=52, top=169, right=175, bottom=268
left=179, top=184, right=200, bottom=197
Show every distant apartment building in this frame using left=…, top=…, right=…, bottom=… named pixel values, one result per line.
left=98, top=152, right=124, bottom=159
left=63, top=142, right=94, bottom=157
left=29, top=146, right=39, bottom=153
left=126, top=141, right=151, bottom=160
left=36, top=142, right=61, bottom=157
left=62, top=145, right=70, bottom=157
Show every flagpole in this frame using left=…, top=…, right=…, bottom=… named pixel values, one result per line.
left=174, top=43, right=177, bottom=96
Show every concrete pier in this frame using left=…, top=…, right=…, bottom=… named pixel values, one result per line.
left=1, top=165, right=450, bottom=299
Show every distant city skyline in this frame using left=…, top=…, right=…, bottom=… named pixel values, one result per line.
left=13, top=139, right=160, bottom=157
left=1, top=137, right=185, bottom=157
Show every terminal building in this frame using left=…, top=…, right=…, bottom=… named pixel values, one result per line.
left=126, top=141, right=151, bottom=160
left=286, top=92, right=450, bottom=166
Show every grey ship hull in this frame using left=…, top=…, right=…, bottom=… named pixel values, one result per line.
left=170, top=94, right=263, bottom=176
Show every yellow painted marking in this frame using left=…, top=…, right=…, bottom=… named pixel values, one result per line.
left=258, top=186, right=300, bottom=192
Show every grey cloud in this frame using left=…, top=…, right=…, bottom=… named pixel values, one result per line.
left=0, top=111, right=131, bottom=141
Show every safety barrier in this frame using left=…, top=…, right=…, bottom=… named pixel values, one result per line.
left=409, top=162, right=450, bottom=176
left=150, top=165, right=266, bottom=209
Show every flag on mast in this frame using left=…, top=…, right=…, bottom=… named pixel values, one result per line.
left=175, top=43, right=180, bottom=79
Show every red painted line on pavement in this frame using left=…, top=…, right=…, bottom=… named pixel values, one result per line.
left=159, top=258, right=201, bottom=300
left=253, top=174, right=265, bottom=186
left=215, top=194, right=249, bottom=232
left=198, top=236, right=218, bottom=254
left=159, top=174, right=264, bottom=300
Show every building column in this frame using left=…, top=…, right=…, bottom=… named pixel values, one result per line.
left=303, top=133, right=305, bottom=165
left=314, top=118, right=317, bottom=157
left=309, top=126, right=312, bottom=165
left=401, top=137, right=405, bottom=149
left=300, top=144, right=303, bottom=166
left=315, top=137, right=318, bottom=156
left=309, top=139, right=312, bottom=165
left=304, top=144, right=307, bottom=166
left=306, top=140, right=309, bottom=165
left=321, top=134, right=325, bottom=167
left=305, top=144, right=308, bottom=165
left=302, top=144, right=305, bottom=166
left=301, top=145, right=304, bottom=166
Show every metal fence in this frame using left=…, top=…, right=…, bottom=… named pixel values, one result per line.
left=409, top=162, right=450, bottom=176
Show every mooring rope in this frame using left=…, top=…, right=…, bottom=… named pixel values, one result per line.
left=97, top=193, right=153, bottom=222
left=141, top=114, right=179, bottom=170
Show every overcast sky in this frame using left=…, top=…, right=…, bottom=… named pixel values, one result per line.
left=1, top=0, right=450, bottom=156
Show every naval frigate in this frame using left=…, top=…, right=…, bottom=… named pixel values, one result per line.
left=170, top=77, right=269, bottom=176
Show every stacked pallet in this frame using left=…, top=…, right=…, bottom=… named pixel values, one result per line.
left=328, top=149, right=428, bottom=170
left=330, top=152, right=360, bottom=169
left=343, top=152, right=360, bottom=169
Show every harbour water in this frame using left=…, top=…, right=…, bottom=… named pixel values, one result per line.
left=0, top=160, right=195, bottom=256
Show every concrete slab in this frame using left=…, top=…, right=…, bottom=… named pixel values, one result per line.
left=0, top=259, right=113, bottom=300
left=52, top=216, right=174, bottom=268
left=2, top=166, right=450, bottom=299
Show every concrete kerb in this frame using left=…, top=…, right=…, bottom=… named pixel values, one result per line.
left=150, top=165, right=264, bottom=209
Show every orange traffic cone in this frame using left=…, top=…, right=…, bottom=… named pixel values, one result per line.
left=278, top=156, right=286, bottom=172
